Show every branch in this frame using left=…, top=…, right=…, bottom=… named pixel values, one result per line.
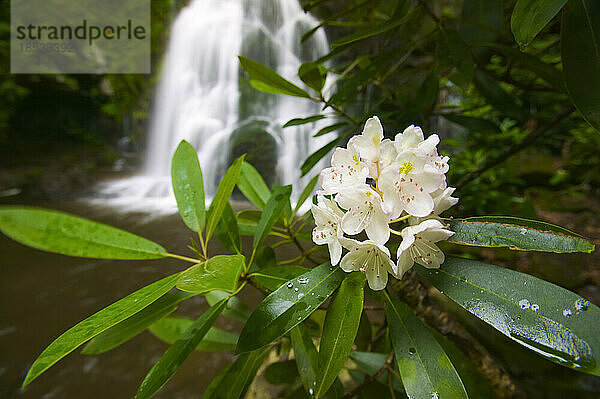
left=456, top=107, right=575, bottom=190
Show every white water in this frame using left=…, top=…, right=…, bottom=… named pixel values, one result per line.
left=95, top=0, right=330, bottom=213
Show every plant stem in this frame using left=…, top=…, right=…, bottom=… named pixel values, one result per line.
left=165, top=253, right=202, bottom=263
left=389, top=214, right=411, bottom=224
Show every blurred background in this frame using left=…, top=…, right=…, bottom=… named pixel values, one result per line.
left=1, top=0, right=599, bottom=398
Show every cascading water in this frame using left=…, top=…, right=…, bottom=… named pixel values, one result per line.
left=96, top=0, right=331, bottom=212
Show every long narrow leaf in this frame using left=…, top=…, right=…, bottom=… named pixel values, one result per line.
left=149, top=317, right=238, bottom=351
left=23, top=273, right=181, bottom=387
left=237, top=161, right=271, bottom=209
left=203, top=347, right=271, bottom=399
left=239, top=56, right=311, bottom=98
left=253, top=185, right=292, bottom=250
left=206, top=156, right=244, bottom=240
left=171, top=140, right=206, bottom=232
left=386, top=298, right=469, bottom=399
left=316, top=272, right=365, bottom=397
left=237, top=263, right=345, bottom=353
left=416, top=257, right=600, bottom=375
left=512, top=0, right=568, bottom=47
left=82, top=290, right=194, bottom=355
left=136, top=299, right=227, bottom=399
left=447, top=216, right=595, bottom=253
left=0, top=206, right=166, bottom=260
left=562, top=0, right=600, bottom=132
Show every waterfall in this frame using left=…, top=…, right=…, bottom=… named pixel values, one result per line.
left=96, top=0, right=331, bottom=212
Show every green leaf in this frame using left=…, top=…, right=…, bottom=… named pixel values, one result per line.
left=205, top=290, right=252, bottom=321
left=22, top=273, right=180, bottom=387
left=291, top=325, right=343, bottom=399
left=236, top=263, right=345, bottom=353
left=253, top=185, right=293, bottom=250
left=251, top=246, right=277, bottom=270
left=301, top=137, right=341, bottom=177
left=238, top=161, right=271, bottom=209
left=136, top=299, right=227, bottom=399
left=386, top=298, right=469, bottom=399
left=171, top=140, right=206, bottom=232
left=299, top=62, right=327, bottom=93
left=428, top=326, right=498, bottom=398
left=331, top=17, right=405, bottom=49
left=291, top=325, right=319, bottom=394
left=512, top=0, right=568, bottom=47
left=349, top=352, right=403, bottom=392
left=239, top=56, right=311, bottom=98
left=206, top=156, right=244, bottom=240
left=355, top=313, right=372, bottom=352
left=283, top=114, right=327, bottom=128
left=416, top=257, right=600, bottom=375
left=442, top=114, right=500, bottom=134
left=481, top=43, right=565, bottom=90
left=0, top=206, right=166, bottom=260
left=265, top=359, right=300, bottom=385
left=438, top=29, right=474, bottom=87
left=294, top=175, right=319, bottom=216
left=176, top=254, right=245, bottom=294
left=414, top=71, right=439, bottom=111
left=203, top=347, right=271, bottom=399
left=82, top=291, right=193, bottom=355
left=447, top=216, right=595, bottom=253
left=213, top=202, right=240, bottom=253
left=252, top=265, right=311, bottom=292
left=474, top=71, right=525, bottom=121
left=148, top=317, right=238, bottom=351
left=316, top=272, right=365, bottom=397
left=460, top=0, right=503, bottom=45
left=237, top=209, right=263, bottom=236
left=562, top=0, right=600, bottom=132
left=314, top=122, right=348, bottom=137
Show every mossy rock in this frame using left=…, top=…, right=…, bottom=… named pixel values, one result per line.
left=229, top=120, right=277, bottom=190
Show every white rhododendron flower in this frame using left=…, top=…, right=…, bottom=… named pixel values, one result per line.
left=319, top=146, right=369, bottom=195
left=311, top=195, right=344, bottom=266
left=310, top=116, right=459, bottom=290
left=350, top=116, right=384, bottom=162
left=395, top=219, right=455, bottom=278
left=336, top=186, right=389, bottom=244
left=339, top=238, right=396, bottom=291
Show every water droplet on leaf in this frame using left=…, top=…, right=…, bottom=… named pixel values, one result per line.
left=531, top=304, right=540, bottom=312
left=298, top=277, right=309, bottom=284
left=408, top=347, right=416, bottom=355
left=563, top=309, right=573, bottom=317
left=519, top=299, right=531, bottom=309
left=287, top=283, right=293, bottom=289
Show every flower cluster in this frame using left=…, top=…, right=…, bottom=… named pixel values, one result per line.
left=311, top=116, right=457, bottom=290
